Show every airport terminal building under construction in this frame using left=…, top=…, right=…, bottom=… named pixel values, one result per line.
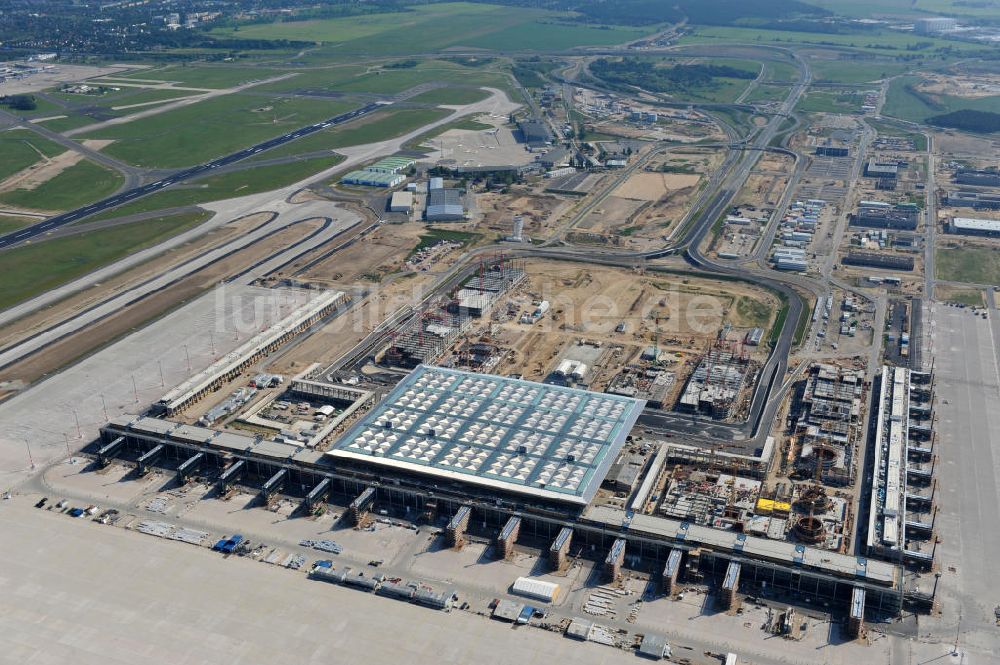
left=96, top=360, right=911, bottom=622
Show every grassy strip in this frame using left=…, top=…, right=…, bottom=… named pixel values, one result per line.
left=793, top=298, right=811, bottom=347
left=406, top=87, right=490, bottom=105
left=768, top=292, right=790, bottom=347
left=938, top=287, right=984, bottom=307
left=0, top=214, right=35, bottom=234
left=0, top=160, right=123, bottom=211
left=82, top=156, right=342, bottom=222
left=108, top=65, right=288, bottom=89
left=0, top=211, right=211, bottom=310
left=252, top=108, right=450, bottom=161
left=81, top=94, right=356, bottom=168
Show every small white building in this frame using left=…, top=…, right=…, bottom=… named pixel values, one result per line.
left=389, top=191, right=413, bottom=213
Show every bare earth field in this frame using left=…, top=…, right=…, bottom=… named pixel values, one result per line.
left=492, top=260, right=776, bottom=383
left=613, top=171, right=700, bottom=201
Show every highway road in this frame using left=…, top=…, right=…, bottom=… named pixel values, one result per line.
left=0, top=101, right=386, bottom=250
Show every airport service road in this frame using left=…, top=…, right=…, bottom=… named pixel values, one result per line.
left=920, top=301, right=1000, bottom=664
left=0, top=201, right=360, bottom=371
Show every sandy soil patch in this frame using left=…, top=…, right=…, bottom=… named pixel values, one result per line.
left=918, top=73, right=1000, bottom=99
left=613, top=171, right=701, bottom=201
left=80, top=138, right=116, bottom=151
left=0, top=147, right=81, bottom=193
left=490, top=259, right=778, bottom=383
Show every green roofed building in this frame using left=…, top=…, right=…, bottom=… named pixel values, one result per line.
left=341, top=170, right=406, bottom=187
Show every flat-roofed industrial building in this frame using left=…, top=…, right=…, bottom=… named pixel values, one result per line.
left=948, top=216, right=1000, bottom=237
left=425, top=188, right=465, bottom=221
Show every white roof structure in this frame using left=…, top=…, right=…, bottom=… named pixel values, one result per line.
left=328, top=365, right=645, bottom=504
left=952, top=217, right=1000, bottom=233
left=511, top=577, right=560, bottom=602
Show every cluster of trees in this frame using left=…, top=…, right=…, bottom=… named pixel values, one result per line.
left=927, top=110, right=1000, bottom=133
left=590, top=58, right=756, bottom=94
left=0, top=95, right=37, bottom=111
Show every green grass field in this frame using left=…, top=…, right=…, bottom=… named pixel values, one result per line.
left=882, top=75, right=946, bottom=122
left=881, top=75, right=1000, bottom=123
left=211, top=3, right=656, bottom=54
left=679, top=24, right=981, bottom=54
left=242, top=64, right=369, bottom=94
left=796, top=89, right=865, bottom=114
left=406, top=87, right=490, bottom=105
left=744, top=83, right=789, bottom=104
left=106, top=65, right=288, bottom=89
left=810, top=0, right=1000, bottom=19
left=253, top=108, right=450, bottom=160
left=37, top=115, right=99, bottom=133
left=0, top=211, right=211, bottom=310
left=84, top=156, right=342, bottom=221
left=0, top=214, right=34, bottom=234
left=735, top=295, right=771, bottom=327
left=3, top=95, right=66, bottom=118
left=0, top=160, right=123, bottom=212
left=81, top=94, right=356, bottom=168
left=764, top=61, right=800, bottom=83
left=0, top=130, right=66, bottom=181
left=808, top=59, right=917, bottom=85
left=938, top=286, right=985, bottom=307
left=334, top=62, right=516, bottom=96
left=937, top=246, right=1000, bottom=285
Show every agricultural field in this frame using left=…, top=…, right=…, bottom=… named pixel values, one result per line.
left=0, top=211, right=210, bottom=310
left=80, top=94, right=357, bottom=168
left=210, top=3, right=657, bottom=54
left=0, top=160, right=123, bottom=212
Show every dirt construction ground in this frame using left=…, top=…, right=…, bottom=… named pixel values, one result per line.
left=613, top=171, right=701, bottom=201
left=489, top=260, right=779, bottom=384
